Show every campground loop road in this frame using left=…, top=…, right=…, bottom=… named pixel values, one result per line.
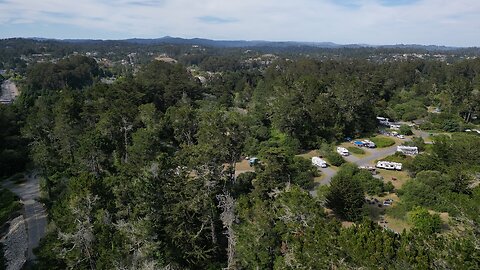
left=2, top=173, right=47, bottom=261
left=317, top=134, right=416, bottom=185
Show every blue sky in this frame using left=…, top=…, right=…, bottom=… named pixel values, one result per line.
left=0, top=0, right=479, bottom=46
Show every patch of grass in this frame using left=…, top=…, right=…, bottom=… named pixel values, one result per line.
left=386, top=203, right=409, bottom=220
left=381, top=153, right=412, bottom=163
left=364, top=203, right=384, bottom=221
left=376, top=170, right=411, bottom=190
left=0, top=188, right=22, bottom=225
left=385, top=215, right=412, bottom=233
left=370, top=136, right=396, bottom=148
left=296, top=150, right=321, bottom=159
left=325, top=152, right=346, bottom=167
left=347, top=147, right=365, bottom=155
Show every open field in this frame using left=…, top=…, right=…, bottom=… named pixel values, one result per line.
left=369, top=135, right=396, bottom=148
left=234, top=159, right=255, bottom=177
left=296, top=150, right=321, bottom=159
left=376, top=170, right=411, bottom=190
left=384, top=215, right=412, bottom=232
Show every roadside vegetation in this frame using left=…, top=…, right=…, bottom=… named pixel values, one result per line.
left=0, top=188, right=21, bottom=226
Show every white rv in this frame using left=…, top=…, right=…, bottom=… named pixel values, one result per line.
left=337, top=147, right=349, bottom=156
left=362, top=140, right=376, bottom=148
left=311, top=157, right=327, bottom=168
left=376, top=161, right=403, bottom=171
left=397, top=146, right=418, bottom=156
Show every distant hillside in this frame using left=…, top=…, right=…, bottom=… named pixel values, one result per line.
left=119, top=37, right=463, bottom=51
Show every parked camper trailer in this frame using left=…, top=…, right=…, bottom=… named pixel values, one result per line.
left=377, top=116, right=391, bottom=126
left=376, top=161, right=402, bottom=171
left=337, top=147, right=349, bottom=156
left=397, top=146, right=418, bottom=156
left=312, top=157, right=327, bottom=168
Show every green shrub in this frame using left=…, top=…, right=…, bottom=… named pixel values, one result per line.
left=370, top=136, right=396, bottom=148
left=384, top=181, right=395, bottom=193
left=326, top=152, right=346, bottom=167
left=403, top=137, right=426, bottom=152
left=354, top=169, right=384, bottom=196
left=408, top=207, right=442, bottom=234
left=386, top=203, right=409, bottom=220
left=0, top=188, right=21, bottom=225
left=399, top=125, right=413, bottom=135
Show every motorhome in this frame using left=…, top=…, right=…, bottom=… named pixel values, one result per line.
left=397, top=146, right=418, bottom=155
left=376, top=161, right=402, bottom=171
left=311, top=157, right=327, bottom=168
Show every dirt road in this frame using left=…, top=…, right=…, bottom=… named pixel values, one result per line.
left=0, top=80, right=19, bottom=104
left=2, top=173, right=47, bottom=261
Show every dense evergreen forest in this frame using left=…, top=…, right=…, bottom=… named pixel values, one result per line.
left=1, top=39, right=479, bottom=269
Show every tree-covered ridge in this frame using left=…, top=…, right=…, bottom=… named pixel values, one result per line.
left=0, top=50, right=479, bottom=269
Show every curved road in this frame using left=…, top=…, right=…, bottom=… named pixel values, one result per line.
left=317, top=135, right=416, bottom=185
left=2, top=173, right=47, bottom=261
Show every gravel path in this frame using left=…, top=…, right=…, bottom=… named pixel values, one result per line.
left=2, top=173, right=47, bottom=262
left=0, top=216, right=28, bottom=270
left=0, top=80, right=19, bottom=104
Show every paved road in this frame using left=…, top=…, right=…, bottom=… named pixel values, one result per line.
left=0, top=80, right=19, bottom=104
left=316, top=136, right=415, bottom=185
left=2, top=173, right=47, bottom=261
left=317, top=166, right=337, bottom=185
left=347, top=145, right=399, bottom=167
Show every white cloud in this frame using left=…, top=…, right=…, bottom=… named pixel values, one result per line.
left=0, top=0, right=479, bottom=46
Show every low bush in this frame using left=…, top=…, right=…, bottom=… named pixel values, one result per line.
left=0, top=188, right=21, bottom=225
left=326, top=152, right=346, bottom=167
left=399, top=125, right=413, bottom=135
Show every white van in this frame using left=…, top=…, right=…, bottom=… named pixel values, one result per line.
left=336, top=147, right=349, bottom=156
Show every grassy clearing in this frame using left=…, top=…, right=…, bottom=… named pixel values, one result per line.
left=0, top=188, right=21, bottom=226
left=385, top=215, right=412, bottom=232
left=377, top=170, right=411, bottom=190
left=370, top=136, right=396, bottom=148
left=347, top=146, right=365, bottom=155
left=296, top=150, right=321, bottom=159
left=235, top=159, right=254, bottom=171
